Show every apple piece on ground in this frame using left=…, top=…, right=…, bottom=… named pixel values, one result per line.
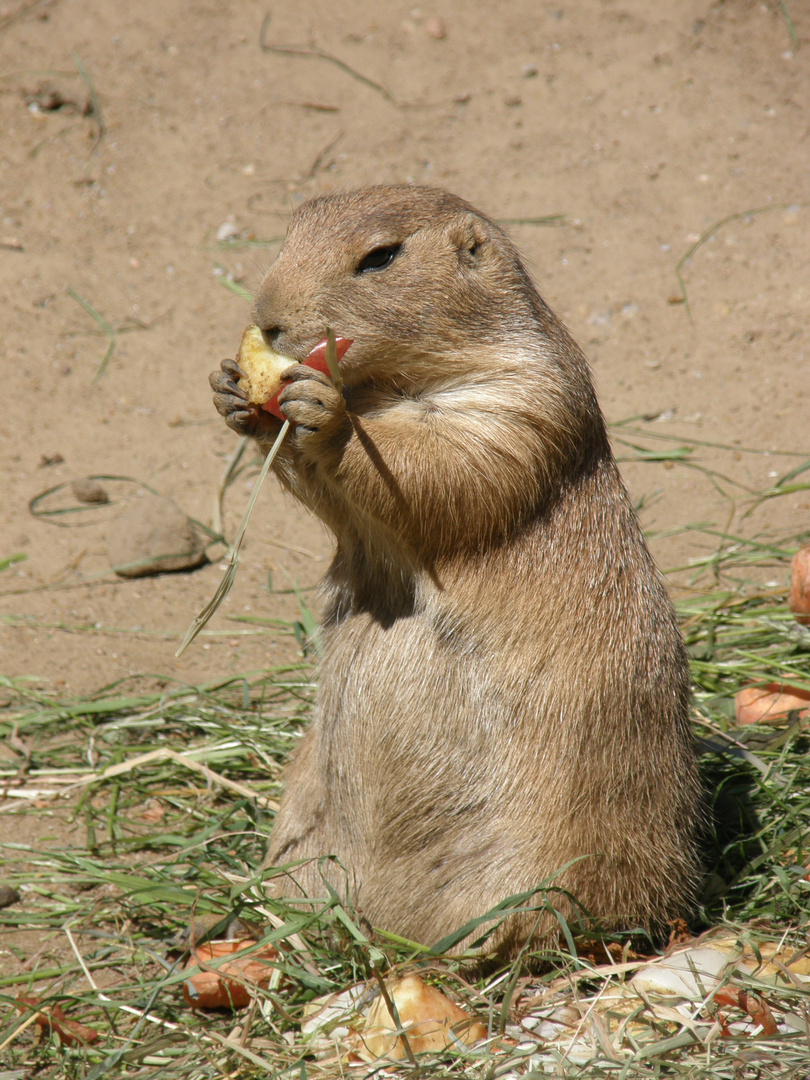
left=789, top=544, right=810, bottom=626
left=734, top=683, right=810, bottom=725
left=360, top=974, right=487, bottom=1061
left=182, top=939, right=278, bottom=1010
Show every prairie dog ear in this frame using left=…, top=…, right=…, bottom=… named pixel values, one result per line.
left=447, top=213, right=489, bottom=256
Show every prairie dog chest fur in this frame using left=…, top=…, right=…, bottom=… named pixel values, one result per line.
left=210, top=185, right=701, bottom=956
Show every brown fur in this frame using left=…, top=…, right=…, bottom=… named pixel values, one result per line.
left=210, top=185, right=701, bottom=957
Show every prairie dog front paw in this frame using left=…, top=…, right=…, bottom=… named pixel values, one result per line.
left=210, top=358, right=283, bottom=444
left=278, top=367, right=350, bottom=459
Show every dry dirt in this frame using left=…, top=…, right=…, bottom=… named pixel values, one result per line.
left=1, top=0, right=809, bottom=700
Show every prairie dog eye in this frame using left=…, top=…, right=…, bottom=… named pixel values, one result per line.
left=355, top=243, right=402, bottom=274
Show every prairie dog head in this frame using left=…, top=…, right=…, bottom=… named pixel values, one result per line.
left=251, top=186, right=564, bottom=391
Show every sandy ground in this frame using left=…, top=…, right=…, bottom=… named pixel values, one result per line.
left=1, top=0, right=809, bottom=700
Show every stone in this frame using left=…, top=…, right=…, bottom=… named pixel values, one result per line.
left=108, top=494, right=207, bottom=578
left=0, top=885, right=20, bottom=908
left=72, top=477, right=109, bottom=504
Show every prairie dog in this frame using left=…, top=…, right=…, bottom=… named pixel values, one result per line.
left=210, top=185, right=701, bottom=957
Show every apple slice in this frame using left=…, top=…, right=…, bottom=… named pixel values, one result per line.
left=236, top=325, right=353, bottom=421
left=236, top=325, right=297, bottom=407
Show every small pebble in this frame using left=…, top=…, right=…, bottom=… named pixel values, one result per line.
left=71, top=478, right=110, bottom=505
left=424, top=16, right=446, bottom=39
left=0, top=885, right=21, bottom=908
left=216, top=219, right=240, bottom=242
